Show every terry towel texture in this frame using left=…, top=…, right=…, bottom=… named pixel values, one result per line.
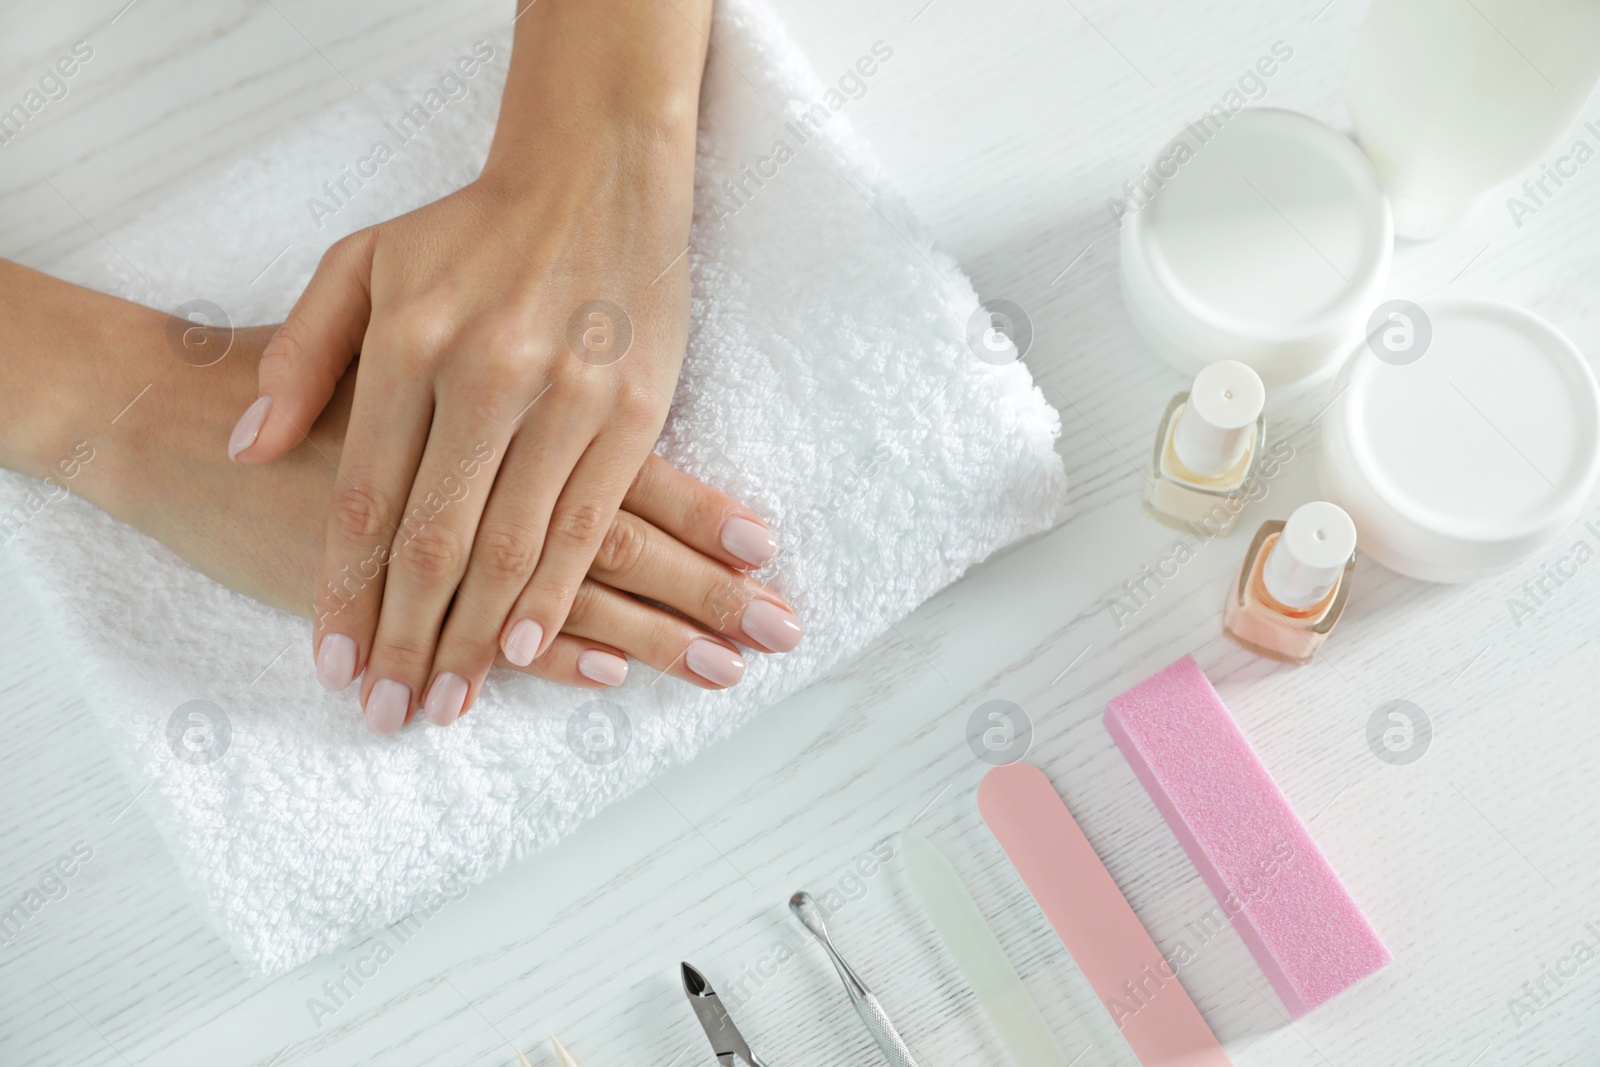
left=1, top=0, right=1066, bottom=974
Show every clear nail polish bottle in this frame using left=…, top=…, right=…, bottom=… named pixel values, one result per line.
left=1143, top=360, right=1267, bottom=534
left=1224, top=501, right=1358, bottom=665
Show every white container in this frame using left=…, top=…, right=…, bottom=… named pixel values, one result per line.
left=1320, top=298, right=1600, bottom=583
left=1346, top=0, right=1600, bottom=240
left=1120, top=108, right=1393, bottom=387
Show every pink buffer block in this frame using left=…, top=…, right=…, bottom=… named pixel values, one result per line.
left=1105, top=655, right=1389, bottom=1016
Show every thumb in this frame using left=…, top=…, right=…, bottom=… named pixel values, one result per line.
left=229, top=230, right=375, bottom=463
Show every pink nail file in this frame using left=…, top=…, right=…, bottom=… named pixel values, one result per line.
left=979, top=762, right=1233, bottom=1067
left=1105, top=655, right=1390, bottom=1017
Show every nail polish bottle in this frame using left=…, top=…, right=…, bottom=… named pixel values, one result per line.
left=1143, top=360, right=1266, bottom=533
left=1224, top=501, right=1357, bottom=665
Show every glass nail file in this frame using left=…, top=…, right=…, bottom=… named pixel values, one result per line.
left=901, top=828, right=1125, bottom=1066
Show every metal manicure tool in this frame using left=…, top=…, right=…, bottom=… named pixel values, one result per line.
left=683, top=961, right=771, bottom=1067
left=789, top=891, right=923, bottom=1067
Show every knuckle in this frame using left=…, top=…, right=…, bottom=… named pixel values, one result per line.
left=541, top=363, right=587, bottom=403
left=332, top=483, right=394, bottom=545
left=553, top=502, right=609, bottom=548
left=260, top=319, right=306, bottom=371
left=434, top=628, right=494, bottom=674
left=331, top=226, right=372, bottom=254
left=457, top=324, right=541, bottom=403
left=535, top=575, right=582, bottom=618
left=465, top=366, right=532, bottom=419
left=315, top=545, right=383, bottom=613
left=685, top=488, right=727, bottom=539
left=479, top=310, right=538, bottom=363
left=593, top=514, right=648, bottom=575
left=326, top=229, right=368, bottom=266
left=652, top=616, right=690, bottom=660
left=565, top=580, right=600, bottom=626
left=394, top=520, right=465, bottom=579
left=475, top=522, right=540, bottom=581
left=384, top=300, right=456, bottom=357
left=374, top=633, right=432, bottom=674
left=475, top=354, right=527, bottom=397
left=614, top=379, right=666, bottom=424
left=701, top=575, right=750, bottom=629
left=313, top=582, right=362, bottom=629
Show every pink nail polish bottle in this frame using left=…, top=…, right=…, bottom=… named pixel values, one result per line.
left=1143, top=360, right=1266, bottom=534
left=1224, top=501, right=1357, bottom=665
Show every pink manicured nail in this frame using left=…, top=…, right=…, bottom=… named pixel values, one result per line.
left=503, top=619, right=544, bottom=667
left=316, top=633, right=357, bottom=691
left=721, top=517, right=778, bottom=567
left=365, top=678, right=409, bottom=736
left=577, top=650, right=628, bottom=686
left=424, top=672, right=469, bottom=727
left=685, top=640, right=746, bottom=687
left=228, top=395, right=272, bottom=460
left=741, top=599, right=803, bottom=653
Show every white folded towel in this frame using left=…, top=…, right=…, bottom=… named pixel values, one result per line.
left=0, top=0, right=1066, bottom=974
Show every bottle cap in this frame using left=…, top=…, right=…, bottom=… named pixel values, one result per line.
left=1263, top=501, right=1356, bottom=608
left=1173, top=360, right=1265, bottom=476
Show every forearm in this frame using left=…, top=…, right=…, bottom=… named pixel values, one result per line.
left=481, top=0, right=712, bottom=202
left=0, top=260, right=174, bottom=482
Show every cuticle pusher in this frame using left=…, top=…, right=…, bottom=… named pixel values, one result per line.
left=790, top=890, right=922, bottom=1067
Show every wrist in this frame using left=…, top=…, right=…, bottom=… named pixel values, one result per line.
left=477, top=96, right=698, bottom=207
left=482, top=0, right=709, bottom=197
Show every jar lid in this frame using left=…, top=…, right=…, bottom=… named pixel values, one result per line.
left=1320, top=298, right=1600, bottom=583
left=1120, top=108, right=1392, bottom=385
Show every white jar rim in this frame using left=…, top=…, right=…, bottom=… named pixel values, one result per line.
left=1121, top=108, right=1393, bottom=386
left=1319, top=298, right=1600, bottom=583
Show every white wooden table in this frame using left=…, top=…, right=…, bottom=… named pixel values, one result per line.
left=5, top=0, right=1600, bottom=1064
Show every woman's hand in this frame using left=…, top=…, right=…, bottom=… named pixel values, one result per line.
left=0, top=261, right=801, bottom=735
left=227, top=0, right=718, bottom=726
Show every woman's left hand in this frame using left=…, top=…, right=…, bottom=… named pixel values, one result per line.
left=227, top=0, right=718, bottom=724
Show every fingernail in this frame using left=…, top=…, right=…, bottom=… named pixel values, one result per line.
left=423, top=672, right=470, bottom=727
left=365, top=678, right=410, bottom=736
left=721, top=517, right=778, bottom=567
left=741, top=599, right=804, bottom=653
left=228, top=395, right=273, bottom=461
left=685, top=640, right=746, bottom=687
left=503, top=619, right=544, bottom=666
left=577, top=650, right=629, bottom=686
left=316, top=633, right=357, bottom=690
